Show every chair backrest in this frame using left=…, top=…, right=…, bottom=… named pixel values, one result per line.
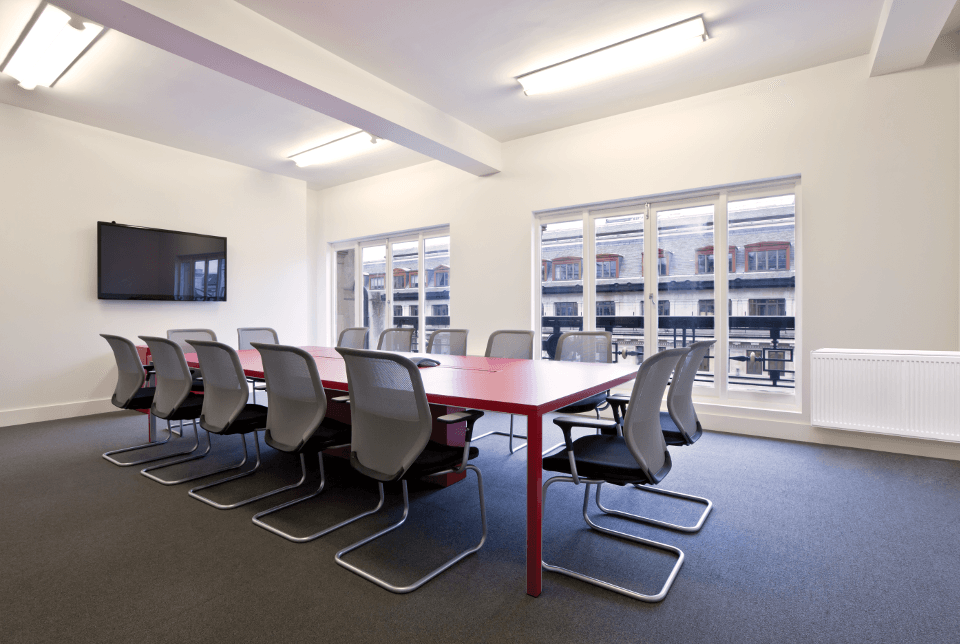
left=336, top=347, right=432, bottom=482
left=426, top=329, right=469, bottom=356
left=237, top=327, right=278, bottom=350
left=252, top=343, right=326, bottom=452
left=667, top=340, right=715, bottom=443
left=555, top=331, right=612, bottom=363
left=139, top=336, right=194, bottom=418
left=100, top=334, right=146, bottom=407
left=166, top=328, right=217, bottom=355
left=485, top=330, right=535, bottom=359
left=337, top=327, right=369, bottom=349
left=377, top=327, right=415, bottom=352
left=621, top=347, right=689, bottom=483
left=185, top=339, right=249, bottom=433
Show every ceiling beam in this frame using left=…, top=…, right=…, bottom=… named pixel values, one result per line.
left=869, top=0, right=958, bottom=77
left=55, top=0, right=501, bottom=176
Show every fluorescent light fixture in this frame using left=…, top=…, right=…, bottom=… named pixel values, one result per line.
left=288, top=130, right=386, bottom=167
left=2, top=4, right=103, bottom=90
left=516, top=16, right=707, bottom=95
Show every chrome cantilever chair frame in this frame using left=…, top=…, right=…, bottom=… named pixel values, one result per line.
left=541, top=347, right=689, bottom=602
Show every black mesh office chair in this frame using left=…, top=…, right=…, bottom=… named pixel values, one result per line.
left=186, top=339, right=318, bottom=510
left=377, top=327, right=415, bottom=352
left=471, top=330, right=535, bottom=453
left=250, top=343, right=366, bottom=542
left=100, top=334, right=196, bottom=467
left=333, top=347, right=486, bottom=593
left=426, top=329, right=469, bottom=356
left=237, top=327, right=278, bottom=403
left=606, top=340, right=715, bottom=533
left=541, top=346, right=689, bottom=602
left=337, top=327, right=369, bottom=349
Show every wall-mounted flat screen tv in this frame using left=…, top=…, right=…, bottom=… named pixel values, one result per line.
left=98, top=222, right=227, bottom=301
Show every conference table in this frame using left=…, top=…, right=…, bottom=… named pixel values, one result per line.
left=184, top=345, right=640, bottom=598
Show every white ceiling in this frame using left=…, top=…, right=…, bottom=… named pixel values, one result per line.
left=2, top=0, right=957, bottom=188
left=0, top=0, right=431, bottom=189
left=236, top=0, right=888, bottom=142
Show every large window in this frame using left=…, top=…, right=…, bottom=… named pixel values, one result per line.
left=333, top=228, right=450, bottom=353
left=537, top=178, right=799, bottom=400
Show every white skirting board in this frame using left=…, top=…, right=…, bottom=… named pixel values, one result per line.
left=0, top=398, right=115, bottom=428
left=811, top=349, right=960, bottom=442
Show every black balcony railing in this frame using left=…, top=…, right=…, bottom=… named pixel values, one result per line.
left=540, top=315, right=795, bottom=388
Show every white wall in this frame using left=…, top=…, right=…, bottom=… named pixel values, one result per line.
left=0, top=103, right=311, bottom=427
left=311, top=45, right=960, bottom=459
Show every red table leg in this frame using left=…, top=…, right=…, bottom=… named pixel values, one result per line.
left=526, top=411, right=543, bottom=597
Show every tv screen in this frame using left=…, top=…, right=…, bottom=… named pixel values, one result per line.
left=98, top=222, right=227, bottom=301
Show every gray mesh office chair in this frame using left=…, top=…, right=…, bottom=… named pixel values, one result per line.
left=184, top=340, right=312, bottom=510
left=167, top=328, right=216, bottom=381
left=237, top=327, right=278, bottom=403
left=426, top=329, right=469, bottom=356
left=472, top=330, right=535, bottom=453
left=377, top=327, right=415, bottom=352
left=136, top=336, right=219, bottom=484
left=606, top=340, right=716, bottom=533
left=540, top=347, right=689, bottom=602
left=337, top=327, right=369, bottom=349
left=250, top=343, right=367, bottom=543
left=100, top=334, right=189, bottom=467
left=333, top=347, right=487, bottom=593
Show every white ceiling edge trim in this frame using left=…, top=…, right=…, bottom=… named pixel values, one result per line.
left=54, top=0, right=502, bottom=177
left=869, top=0, right=958, bottom=77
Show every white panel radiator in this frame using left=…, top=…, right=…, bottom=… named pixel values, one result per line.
left=811, top=349, right=960, bottom=442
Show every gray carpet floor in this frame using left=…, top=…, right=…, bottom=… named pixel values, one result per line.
left=2, top=409, right=959, bottom=644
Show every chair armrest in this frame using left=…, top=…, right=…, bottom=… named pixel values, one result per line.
left=438, top=410, right=485, bottom=472
left=331, top=395, right=350, bottom=404
left=551, top=416, right=618, bottom=485
left=606, top=394, right=629, bottom=427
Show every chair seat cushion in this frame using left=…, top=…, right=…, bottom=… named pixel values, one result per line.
left=659, top=411, right=699, bottom=446
left=266, top=417, right=352, bottom=453
left=217, top=404, right=269, bottom=435
left=119, top=386, right=155, bottom=410
left=161, top=392, right=205, bottom=421
left=543, top=434, right=669, bottom=485
left=405, top=441, right=480, bottom=479
left=557, top=391, right=608, bottom=415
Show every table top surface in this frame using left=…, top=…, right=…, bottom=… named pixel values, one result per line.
left=184, top=346, right=639, bottom=416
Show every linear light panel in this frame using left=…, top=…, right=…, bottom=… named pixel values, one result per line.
left=289, top=130, right=386, bottom=167
left=517, top=16, right=707, bottom=96
left=2, top=4, right=103, bottom=90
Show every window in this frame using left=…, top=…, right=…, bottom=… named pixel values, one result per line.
left=433, top=266, right=450, bottom=287
left=746, top=242, right=790, bottom=271
left=658, top=300, right=670, bottom=316
left=696, top=246, right=736, bottom=274
left=410, top=304, right=418, bottom=316
left=541, top=260, right=552, bottom=281
left=432, top=304, right=449, bottom=316
left=555, top=302, right=578, bottom=316
left=554, top=258, right=581, bottom=281
left=746, top=351, right=763, bottom=375
left=409, top=272, right=418, bottom=288
left=596, top=301, right=616, bottom=316
left=393, top=272, right=407, bottom=289
left=658, top=251, right=671, bottom=276
left=393, top=305, right=402, bottom=317
left=596, top=254, right=620, bottom=278
left=749, top=298, right=786, bottom=316
left=368, top=274, right=384, bottom=290
left=698, top=299, right=714, bottom=316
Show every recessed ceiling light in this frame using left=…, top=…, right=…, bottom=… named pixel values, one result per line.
left=2, top=4, right=103, bottom=90
left=288, top=130, right=386, bottom=167
left=516, top=16, right=707, bottom=96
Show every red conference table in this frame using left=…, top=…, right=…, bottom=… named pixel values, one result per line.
left=186, top=345, right=639, bottom=597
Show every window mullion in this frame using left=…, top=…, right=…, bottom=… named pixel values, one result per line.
left=716, top=191, right=729, bottom=399
left=583, top=209, right=595, bottom=331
